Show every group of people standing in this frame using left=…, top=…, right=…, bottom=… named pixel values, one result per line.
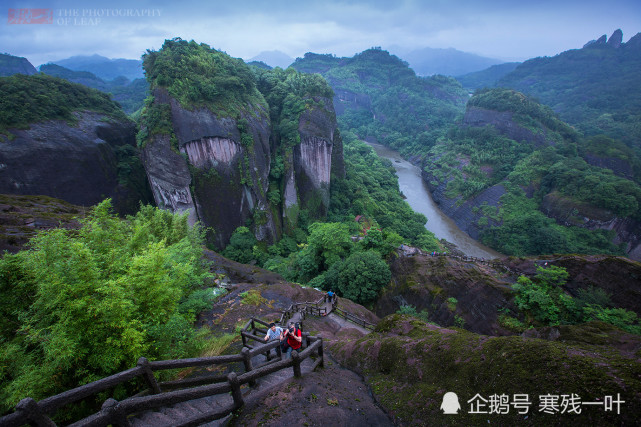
left=264, top=321, right=301, bottom=358
left=262, top=290, right=338, bottom=357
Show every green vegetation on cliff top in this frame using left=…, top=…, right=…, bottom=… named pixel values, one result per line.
left=142, top=38, right=266, bottom=115
left=0, top=73, right=128, bottom=136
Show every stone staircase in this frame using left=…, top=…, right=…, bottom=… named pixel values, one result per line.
left=129, top=349, right=316, bottom=426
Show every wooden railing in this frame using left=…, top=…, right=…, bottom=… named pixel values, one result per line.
left=0, top=326, right=324, bottom=427
left=333, top=306, right=376, bottom=330
left=278, top=295, right=329, bottom=326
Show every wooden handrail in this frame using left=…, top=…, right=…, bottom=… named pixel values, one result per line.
left=0, top=321, right=324, bottom=427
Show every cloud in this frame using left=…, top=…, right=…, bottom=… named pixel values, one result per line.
left=2, top=0, right=640, bottom=65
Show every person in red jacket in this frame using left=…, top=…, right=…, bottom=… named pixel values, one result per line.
left=281, top=321, right=302, bottom=358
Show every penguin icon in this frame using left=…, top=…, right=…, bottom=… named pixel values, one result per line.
left=441, top=392, right=461, bottom=414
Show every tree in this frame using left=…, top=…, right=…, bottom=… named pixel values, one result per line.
left=336, top=250, right=391, bottom=305
left=222, top=226, right=257, bottom=264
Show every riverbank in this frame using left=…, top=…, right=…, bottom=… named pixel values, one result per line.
left=367, top=142, right=502, bottom=259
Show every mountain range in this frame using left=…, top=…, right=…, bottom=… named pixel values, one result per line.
left=48, top=54, right=144, bottom=81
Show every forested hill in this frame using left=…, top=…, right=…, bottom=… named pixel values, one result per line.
left=497, top=29, right=641, bottom=148
left=0, top=53, right=37, bottom=77
left=40, top=63, right=148, bottom=114
left=291, top=48, right=468, bottom=159
left=423, top=88, right=641, bottom=259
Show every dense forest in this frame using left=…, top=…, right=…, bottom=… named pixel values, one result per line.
left=423, top=88, right=641, bottom=256
left=291, top=48, right=468, bottom=159
left=40, top=64, right=148, bottom=114
left=0, top=73, right=127, bottom=137
left=497, top=31, right=641, bottom=161
left=0, top=202, right=217, bottom=417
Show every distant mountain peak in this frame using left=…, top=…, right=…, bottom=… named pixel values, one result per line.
left=391, top=46, right=504, bottom=77
left=584, top=29, right=625, bottom=49
left=248, top=50, right=294, bottom=69
left=607, top=29, right=623, bottom=48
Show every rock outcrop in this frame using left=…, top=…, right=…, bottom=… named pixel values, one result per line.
left=422, top=167, right=504, bottom=240
left=0, top=111, right=151, bottom=214
left=463, top=106, right=559, bottom=147
left=330, top=314, right=641, bottom=425
left=376, top=251, right=516, bottom=335
left=142, top=89, right=344, bottom=248
left=142, top=88, right=276, bottom=248
left=608, top=29, right=624, bottom=48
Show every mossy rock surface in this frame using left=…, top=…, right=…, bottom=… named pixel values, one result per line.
left=329, top=314, right=641, bottom=425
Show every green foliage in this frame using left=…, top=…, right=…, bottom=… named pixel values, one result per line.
left=0, top=73, right=127, bottom=136
left=329, top=136, right=439, bottom=250
left=239, top=289, right=267, bottom=307
left=396, top=304, right=432, bottom=323
left=143, top=38, right=266, bottom=115
left=497, top=41, right=641, bottom=148
left=135, top=96, right=177, bottom=149
left=582, top=305, right=641, bottom=334
left=0, top=200, right=212, bottom=412
left=335, top=250, right=391, bottom=305
left=511, top=266, right=640, bottom=333
left=291, top=48, right=467, bottom=160
left=222, top=226, right=258, bottom=264
left=512, top=266, right=572, bottom=325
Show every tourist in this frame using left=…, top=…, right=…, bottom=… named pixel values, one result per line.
left=264, top=322, right=283, bottom=343
left=281, top=321, right=302, bottom=358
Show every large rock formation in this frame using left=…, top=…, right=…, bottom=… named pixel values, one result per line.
left=139, top=41, right=344, bottom=249
left=142, top=88, right=277, bottom=247
left=142, top=88, right=343, bottom=249
left=463, top=106, right=560, bottom=147
left=330, top=314, right=641, bottom=425
left=0, top=111, right=150, bottom=214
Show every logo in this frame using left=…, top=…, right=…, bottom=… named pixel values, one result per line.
left=441, top=392, right=461, bottom=414
left=8, top=9, right=53, bottom=24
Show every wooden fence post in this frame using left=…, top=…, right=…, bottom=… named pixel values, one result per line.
left=292, top=351, right=302, bottom=378
left=101, top=398, right=131, bottom=427
left=303, top=332, right=310, bottom=349
left=137, top=357, right=161, bottom=394
left=15, top=398, right=56, bottom=427
left=241, top=347, right=256, bottom=386
left=318, top=338, right=325, bottom=368
left=227, top=372, right=244, bottom=409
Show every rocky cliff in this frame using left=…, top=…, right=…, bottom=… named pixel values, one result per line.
left=139, top=40, right=343, bottom=248
left=0, top=111, right=151, bottom=214
left=142, top=88, right=277, bottom=248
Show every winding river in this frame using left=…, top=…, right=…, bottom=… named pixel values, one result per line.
left=368, top=142, right=502, bottom=259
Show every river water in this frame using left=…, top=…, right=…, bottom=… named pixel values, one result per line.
left=368, top=142, right=502, bottom=259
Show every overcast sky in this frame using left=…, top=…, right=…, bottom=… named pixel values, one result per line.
left=3, top=0, right=641, bottom=66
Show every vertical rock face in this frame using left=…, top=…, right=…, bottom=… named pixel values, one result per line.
left=293, top=97, right=344, bottom=218
left=0, top=111, right=150, bottom=214
left=142, top=89, right=276, bottom=249
left=607, top=29, right=623, bottom=48
left=141, top=133, right=198, bottom=225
